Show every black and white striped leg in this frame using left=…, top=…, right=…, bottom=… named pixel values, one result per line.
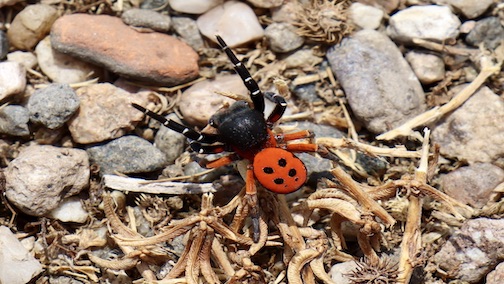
left=189, top=141, right=226, bottom=154
left=265, top=92, right=287, bottom=125
left=132, top=103, right=219, bottom=143
left=215, top=35, right=265, bottom=113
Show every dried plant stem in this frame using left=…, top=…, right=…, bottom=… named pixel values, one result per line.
left=377, top=56, right=502, bottom=140
left=317, top=137, right=422, bottom=158
left=398, top=129, right=430, bottom=284
left=331, top=167, right=396, bottom=226
left=412, top=38, right=479, bottom=56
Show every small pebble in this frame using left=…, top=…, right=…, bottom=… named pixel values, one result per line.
left=6, top=51, right=38, bottom=69
left=154, top=113, right=186, bottom=164
left=284, top=49, right=323, bottom=69
left=197, top=1, right=264, bottom=47
left=349, top=2, right=384, bottom=30
left=179, top=74, right=248, bottom=127
left=487, top=262, right=504, bottom=284
left=434, top=218, right=504, bottom=282
left=121, top=8, right=171, bottom=32
left=0, top=30, right=8, bottom=59
left=247, top=0, right=282, bottom=8
left=27, top=83, right=80, bottom=129
left=441, top=163, right=504, bottom=208
left=48, top=196, right=89, bottom=223
left=36, top=36, right=102, bottom=84
left=465, top=17, right=504, bottom=50
left=434, top=0, right=493, bottom=19
left=51, top=14, right=199, bottom=86
left=67, top=83, right=149, bottom=144
left=292, top=83, right=320, bottom=103
left=405, top=51, right=445, bottom=84
left=169, top=0, right=223, bottom=14
left=330, top=261, right=359, bottom=284
left=87, top=135, right=167, bottom=175
left=171, top=16, right=205, bottom=50
left=431, top=85, right=504, bottom=163
left=387, top=5, right=460, bottom=43
left=0, top=105, right=30, bottom=136
left=0, top=61, right=26, bottom=101
left=7, top=4, right=58, bottom=50
left=140, top=0, right=169, bottom=10
left=5, top=145, right=90, bottom=216
left=271, top=1, right=302, bottom=23
left=265, top=22, right=304, bottom=53
left=0, top=226, right=43, bottom=284
left=327, top=29, right=426, bottom=134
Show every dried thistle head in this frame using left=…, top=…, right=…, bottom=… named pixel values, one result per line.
left=293, top=0, right=353, bottom=45
left=346, top=257, right=399, bottom=284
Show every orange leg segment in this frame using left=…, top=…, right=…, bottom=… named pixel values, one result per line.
left=205, top=155, right=236, bottom=169
left=245, top=165, right=257, bottom=195
left=286, top=143, right=318, bottom=153
left=278, top=130, right=314, bottom=142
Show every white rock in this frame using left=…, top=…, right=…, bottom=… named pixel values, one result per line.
left=169, top=0, right=223, bottom=14
left=5, top=145, right=90, bottom=216
left=349, top=3, right=384, bottom=30
left=0, top=226, right=43, bottom=284
left=0, top=61, right=26, bottom=101
left=36, top=36, right=101, bottom=84
left=406, top=51, right=445, bottom=84
left=197, top=1, right=264, bottom=47
left=49, top=196, right=89, bottom=223
left=179, top=74, right=248, bottom=127
left=7, top=51, right=38, bottom=69
left=433, top=0, right=493, bottom=19
left=387, top=5, right=461, bottom=43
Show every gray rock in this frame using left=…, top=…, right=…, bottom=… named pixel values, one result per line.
left=0, top=30, right=8, bottom=59
left=265, top=22, right=304, bottom=53
left=330, top=260, right=359, bottom=284
left=406, top=51, right=445, bottom=84
left=5, top=145, right=90, bottom=216
left=292, top=83, right=320, bottom=103
left=141, top=0, right=169, bottom=10
left=0, top=226, right=43, bottom=284
left=286, top=121, right=345, bottom=139
left=465, top=17, right=504, bottom=50
left=154, top=113, right=186, bottom=165
left=431, top=85, right=504, bottom=163
left=0, top=105, right=30, bottom=136
left=387, top=5, right=460, bottom=43
left=87, top=135, right=167, bottom=175
left=121, top=8, right=171, bottom=32
left=28, top=83, right=80, bottom=129
left=434, top=218, right=504, bottom=283
left=171, top=16, right=205, bottom=50
left=327, top=29, right=426, bottom=133
left=441, top=163, right=504, bottom=208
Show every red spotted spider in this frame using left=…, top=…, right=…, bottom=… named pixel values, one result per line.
left=133, top=35, right=318, bottom=221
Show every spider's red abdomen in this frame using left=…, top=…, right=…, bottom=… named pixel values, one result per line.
left=253, top=148, right=307, bottom=194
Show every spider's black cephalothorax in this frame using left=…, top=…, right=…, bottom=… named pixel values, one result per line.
left=210, top=101, right=268, bottom=152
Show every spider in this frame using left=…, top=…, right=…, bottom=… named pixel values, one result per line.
left=132, top=35, right=318, bottom=196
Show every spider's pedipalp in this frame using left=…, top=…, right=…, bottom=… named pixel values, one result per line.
left=132, top=103, right=219, bottom=143
left=215, top=35, right=265, bottom=113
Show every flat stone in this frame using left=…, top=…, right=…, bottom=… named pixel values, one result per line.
left=36, top=36, right=102, bottom=84
left=0, top=61, right=26, bottom=101
left=87, top=135, right=167, bottom=175
left=7, top=4, right=58, bottom=50
left=27, top=83, right=80, bottom=129
left=0, top=226, right=43, bottom=284
left=179, top=74, right=248, bottom=127
left=5, top=145, right=90, bottom=216
left=51, top=14, right=199, bottom=86
left=431, top=85, right=504, bottom=163
left=387, top=5, right=460, bottom=43
left=327, top=29, right=426, bottom=133
left=67, top=83, right=150, bottom=144
left=197, top=1, right=264, bottom=47
left=440, top=163, right=504, bottom=208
